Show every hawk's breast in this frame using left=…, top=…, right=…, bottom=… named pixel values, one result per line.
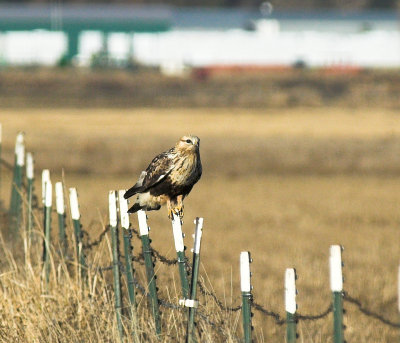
left=149, top=151, right=201, bottom=198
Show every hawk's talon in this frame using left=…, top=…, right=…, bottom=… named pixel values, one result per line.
left=168, top=206, right=184, bottom=220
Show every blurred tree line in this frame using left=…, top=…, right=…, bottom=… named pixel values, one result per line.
left=0, top=0, right=398, bottom=9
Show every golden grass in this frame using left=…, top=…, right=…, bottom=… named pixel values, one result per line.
left=0, top=108, right=399, bottom=342
left=2, top=107, right=400, bottom=177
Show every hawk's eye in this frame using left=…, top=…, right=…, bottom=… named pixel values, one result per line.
left=186, top=139, right=192, bottom=144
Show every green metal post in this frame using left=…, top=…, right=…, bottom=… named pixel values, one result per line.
left=185, top=217, right=203, bottom=343
left=171, top=214, right=189, bottom=299
left=285, top=268, right=297, bottom=343
left=240, top=251, right=253, bottom=343
left=123, top=230, right=136, bottom=306
left=118, top=190, right=140, bottom=343
left=118, top=191, right=136, bottom=310
left=109, top=191, right=124, bottom=342
left=55, top=182, right=67, bottom=256
left=0, top=123, right=2, bottom=204
left=397, top=265, right=400, bottom=342
left=69, top=188, right=86, bottom=280
left=330, top=245, right=344, bottom=343
left=43, top=180, right=52, bottom=290
left=9, top=133, right=24, bottom=233
left=41, top=170, right=50, bottom=264
left=333, top=292, right=344, bottom=343
left=26, top=153, right=34, bottom=241
left=137, top=210, right=161, bottom=336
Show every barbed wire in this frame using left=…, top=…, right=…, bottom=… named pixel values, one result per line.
left=0, top=158, right=13, bottom=171
left=344, top=293, right=400, bottom=328
left=1, top=159, right=398, bottom=333
left=252, top=301, right=286, bottom=325
left=127, top=271, right=235, bottom=339
left=131, top=254, right=145, bottom=265
left=296, top=305, right=332, bottom=321
left=82, top=225, right=110, bottom=250
left=84, top=224, right=399, bottom=330
left=153, top=249, right=179, bottom=265
left=197, top=278, right=242, bottom=312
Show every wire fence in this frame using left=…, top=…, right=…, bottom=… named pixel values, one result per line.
left=1, top=152, right=399, bottom=343
left=80, top=215, right=400, bottom=330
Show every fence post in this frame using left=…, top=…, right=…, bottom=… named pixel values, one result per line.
left=285, top=268, right=297, bottom=343
left=0, top=123, right=2, bottom=203
left=69, top=187, right=86, bottom=280
left=109, top=190, right=124, bottom=342
left=118, top=190, right=139, bottom=342
left=55, top=182, right=67, bottom=256
left=397, top=265, right=400, bottom=340
left=240, top=251, right=253, bottom=343
left=26, top=153, right=34, bottom=242
left=137, top=210, right=161, bottom=336
left=118, top=191, right=135, bottom=305
left=43, top=179, right=52, bottom=290
left=42, top=170, right=50, bottom=232
left=41, top=170, right=50, bottom=204
left=183, top=217, right=203, bottom=343
left=172, top=213, right=190, bottom=299
left=41, top=170, right=51, bottom=262
left=330, top=245, right=344, bottom=343
left=9, top=132, right=24, bottom=233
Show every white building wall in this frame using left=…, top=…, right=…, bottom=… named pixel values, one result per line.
left=132, top=28, right=400, bottom=68
left=0, top=30, right=67, bottom=65
left=0, top=24, right=399, bottom=68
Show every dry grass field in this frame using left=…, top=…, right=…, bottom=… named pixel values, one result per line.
left=0, top=108, right=399, bottom=342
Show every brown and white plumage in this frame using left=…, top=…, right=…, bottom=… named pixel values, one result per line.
left=124, top=135, right=202, bottom=219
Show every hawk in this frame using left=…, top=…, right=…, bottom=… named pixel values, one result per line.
left=124, top=135, right=202, bottom=219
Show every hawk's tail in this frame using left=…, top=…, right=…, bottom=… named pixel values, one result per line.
left=124, top=185, right=142, bottom=199
left=127, top=202, right=142, bottom=214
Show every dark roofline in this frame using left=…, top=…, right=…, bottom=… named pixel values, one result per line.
left=0, top=3, right=172, bottom=21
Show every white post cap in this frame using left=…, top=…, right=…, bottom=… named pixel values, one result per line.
left=193, top=217, right=203, bottom=254
left=26, top=152, right=34, bottom=179
left=42, top=169, right=50, bottom=203
left=330, top=245, right=343, bottom=292
left=69, top=187, right=80, bottom=220
left=118, top=190, right=129, bottom=229
left=55, top=182, right=65, bottom=214
left=109, top=190, right=117, bottom=227
left=137, top=210, right=149, bottom=236
left=172, top=214, right=185, bottom=252
left=240, top=251, right=251, bottom=293
left=45, top=180, right=52, bottom=207
left=15, top=132, right=24, bottom=153
left=16, top=141, right=25, bottom=166
left=285, top=268, right=297, bottom=314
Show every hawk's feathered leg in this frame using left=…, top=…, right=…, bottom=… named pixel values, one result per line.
left=167, top=195, right=184, bottom=220
left=167, top=199, right=174, bottom=219
left=176, top=195, right=184, bottom=218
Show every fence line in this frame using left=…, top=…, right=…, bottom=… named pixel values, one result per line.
left=48, top=198, right=400, bottom=329
left=0, top=136, right=399, bottom=343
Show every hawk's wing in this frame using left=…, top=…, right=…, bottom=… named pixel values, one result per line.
left=124, top=149, right=175, bottom=199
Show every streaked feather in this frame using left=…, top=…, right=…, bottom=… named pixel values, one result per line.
left=124, top=135, right=202, bottom=216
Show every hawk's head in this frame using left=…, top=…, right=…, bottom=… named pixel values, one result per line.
left=176, top=135, right=200, bottom=153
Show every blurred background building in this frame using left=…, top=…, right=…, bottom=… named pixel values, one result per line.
left=0, top=1, right=399, bottom=70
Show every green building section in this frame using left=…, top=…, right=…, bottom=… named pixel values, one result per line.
left=0, top=5, right=171, bottom=62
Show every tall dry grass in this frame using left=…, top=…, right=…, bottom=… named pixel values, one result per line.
left=0, top=108, right=399, bottom=342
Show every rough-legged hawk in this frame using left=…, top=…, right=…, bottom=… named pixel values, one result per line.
left=124, top=135, right=202, bottom=219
